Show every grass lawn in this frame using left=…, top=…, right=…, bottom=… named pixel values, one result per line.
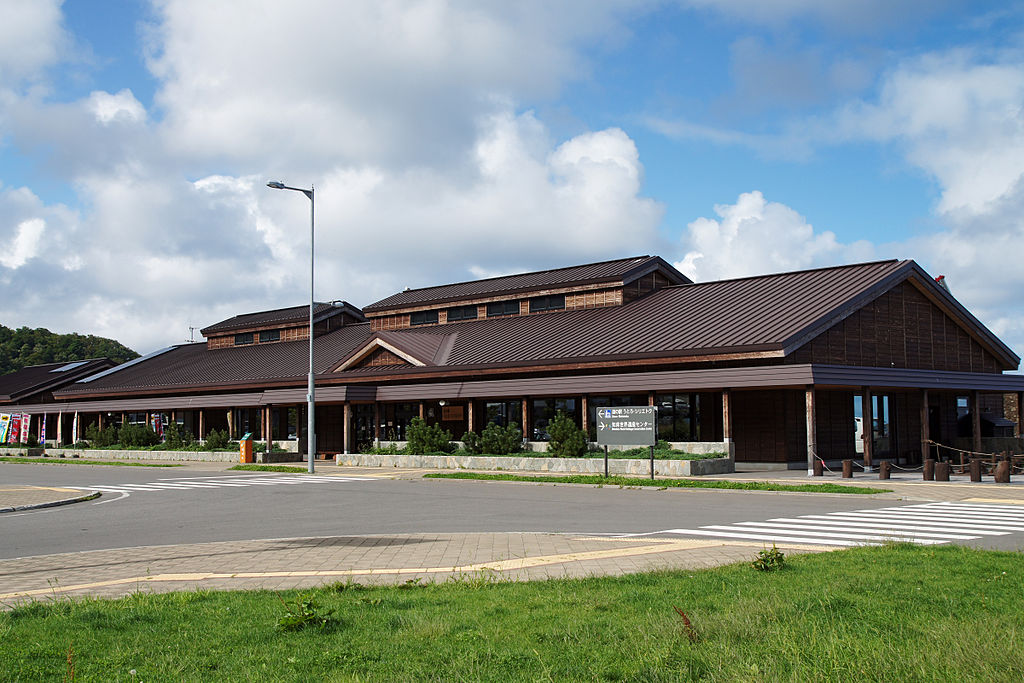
left=424, top=471, right=891, bottom=494
left=229, top=464, right=309, bottom=473
left=1, top=545, right=1021, bottom=680
left=0, top=456, right=180, bottom=468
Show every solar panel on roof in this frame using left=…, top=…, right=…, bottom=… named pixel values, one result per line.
left=50, top=361, right=89, bottom=373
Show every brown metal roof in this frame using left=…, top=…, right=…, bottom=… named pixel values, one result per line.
left=57, top=324, right=374, bottom=396
left=362, top=255, right=689, bottom=312
left=341, top=260, right=915, bottom=372
left=200, top=301, right=365, bottom=336
left=0, top=359, right=115, bottom=403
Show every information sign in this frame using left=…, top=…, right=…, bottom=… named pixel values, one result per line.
left=595, top=406, right=656, bottom=446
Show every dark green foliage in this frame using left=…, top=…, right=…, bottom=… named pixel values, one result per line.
left=117, top=423, right=161, bottom=448
left=275, top=593, right=336, bottom=632
left=481, top=422, right=522, bottom=455
left=461, top=430, right=482, bottom=454
left=83, top=422, right=118, bottom=448
left=163, top=422, right=194, bottom=449
left=406, top=417, right=453, bottom=454
left=752, top=545, right=786, bottom=572
left=546, top=411, right=587, bottom=458
left=204, top=429, right=229, bottom=450
left=0, top=324, right=138, bottom=376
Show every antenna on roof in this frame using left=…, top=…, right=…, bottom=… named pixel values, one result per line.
left=935, top=275, right=951, bottom=294
left=187, top=326, right=197, bottom=343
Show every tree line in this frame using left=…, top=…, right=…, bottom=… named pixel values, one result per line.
left=0, top=324, right=138, bottom=375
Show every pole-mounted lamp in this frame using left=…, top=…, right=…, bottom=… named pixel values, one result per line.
left=266, top=180, right=316, bottom=474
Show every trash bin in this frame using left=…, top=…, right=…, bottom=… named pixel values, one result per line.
left=239, top=432, right=254, bottom=463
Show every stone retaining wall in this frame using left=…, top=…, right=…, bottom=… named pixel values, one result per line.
left=335, top=453, right=734, bottom=476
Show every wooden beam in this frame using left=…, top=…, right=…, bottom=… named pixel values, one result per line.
left=522, top=398, right=529, bottom=437
left=1017, top=391, right=1023, bottom=438
left=198, top=409, right=205, bottom=439
left=806, top=386, right=816, bottom=476
left=374, top=402, right=381, bottom=443
left=343, top=403, right=352, bottom=455
left=580, top=396, right=589, bottom=436
left=920, top=389, right=929, bottom=465
left=862, top=388, right=873, bottom=470
left=467, top=400, right=474, bottom=435
left=419, top=402, right=425, bottom=420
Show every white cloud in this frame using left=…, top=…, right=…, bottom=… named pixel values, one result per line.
left=88, top=89, right=146, bottom=124
left=0, top=218, right=45, bottom=269
left=674, top=190, right=872, bottom=281
left=0, top=0, right=66, bottom=86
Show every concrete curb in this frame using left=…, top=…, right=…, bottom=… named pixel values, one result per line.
left=0, top=491, right=101, bottom=513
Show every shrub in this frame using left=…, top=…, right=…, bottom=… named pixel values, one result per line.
left=461, top=430, right=483, bottom=455
left=480, top=421, right=522, bottom=455
left=26, top=433, right=39, bottom=448
left=117, top=423, right=161, bottom=448
left=407, top=417, right=453, bottom=454
left=751, top=545, right=786, bottom=572
left=204, top=429, right=229, bottom=450
left=546, top=411, right=587, bottom=458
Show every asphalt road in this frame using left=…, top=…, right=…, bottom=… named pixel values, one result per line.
left=3, top=463, right=1024, bottom=558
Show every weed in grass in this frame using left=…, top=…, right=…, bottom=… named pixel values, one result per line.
left=672, top=606, right=699, bottom=643
left=399, top=578, right=423, bottom=590
left=325, top=580, right=365, bottom=593
left=63, top=644, right=74, bottom=682
left=275, top=593, right=336, bottom=632
left=751, top=545, right=786, bottom=572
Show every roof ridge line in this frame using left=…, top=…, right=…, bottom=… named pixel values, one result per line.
left=668, top=258, right=906, bottom=289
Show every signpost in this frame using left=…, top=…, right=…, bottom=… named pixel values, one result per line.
left=595, top=406, right=657, bottom=479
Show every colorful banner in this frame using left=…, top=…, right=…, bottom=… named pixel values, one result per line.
left=20, top=414, right=30, bottom=443
left=0, top=414, right=10, bottom=443
left=72, top=412, right=79, bottom=443
left=151, top=413, right=164, bottom=438
left=9, top=414, right=20, bottom=443
left=56, top=412, right=63, bottom=445
left=40, top=414, right=46, bottom=444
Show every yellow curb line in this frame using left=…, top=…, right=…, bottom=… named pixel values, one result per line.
left=0, top=486, right=83, bottom=493
left=962, top=498, right=1024, bottom=505
left=0, top=538, right=832, bottom=600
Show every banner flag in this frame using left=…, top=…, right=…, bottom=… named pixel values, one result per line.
left=72, top=412, right=79, bottom=443
left=40, top=414, right=47, bottom=444
left=20, top=414, right=30, bottom=443
left=9, top=414, right=20, bottom=443
left=0, top=414, right=10, bottom=443
left=57, top=412, right=63, bottom=445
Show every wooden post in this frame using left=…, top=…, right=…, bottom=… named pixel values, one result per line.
left=920, top=388, right=929, bottom=465
left=522, top=398, right=529, bottom=439
left=198, top=409, right=205, bottom=439
left=98, top=413, right=104, bottom=431
left=806, top=386, right=817, bottom=476
left=467, top=400, right=474, bottom=436
left=842, top=459, right=853, bottom=478
left=227, top=409, right=235, bottom=440
left=722, top=389, right=733, bottom=463
left=343, top=403, right=352, bottom=455
left=862, top=388, right=873, bottom=470
left=971, top=390, right=982, bottom=454
left=648, top=391, right=655, bottom=407
left=419, top=402, right=425, bottom=420
left=580, top=396, right=588, bottom=436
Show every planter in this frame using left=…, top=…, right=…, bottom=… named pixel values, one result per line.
left=336, top=453, right=734, bottom=476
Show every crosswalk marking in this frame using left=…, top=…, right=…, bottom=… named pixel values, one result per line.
left=647, top=501, right=1024, bottom=547
left=76, top=474, right=373, bottom=496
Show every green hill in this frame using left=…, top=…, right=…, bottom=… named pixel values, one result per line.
left=0, top=325, right=139, bottom=375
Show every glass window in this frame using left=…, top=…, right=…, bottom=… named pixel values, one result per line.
left=529, top=294, right=565, bottom=313
left=486, top=300, right=520, bottom=317
left=484, top=400, right=522, bottom=429
left=655, top=393, right=701, bottom=441
left=410, top=310, right=439, bottom=326
left=530, top=397, right=579, bottom=441
left=588, top=395, right=648, bottom=440
left=234, top=332, right=254, bottom=345
left=259, top=329, right=280, bottom=343
left=382, top=403, right=418, bottom=440
left=446, top=305, right=478, bottom=322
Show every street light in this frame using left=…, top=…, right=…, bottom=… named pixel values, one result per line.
left=266, top=180, right=316, bottom=474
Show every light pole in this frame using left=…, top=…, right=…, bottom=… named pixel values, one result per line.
left=267, top=180, right=316, bottom=474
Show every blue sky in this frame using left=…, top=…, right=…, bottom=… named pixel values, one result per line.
left=1, top=0, right=1023, bottom=365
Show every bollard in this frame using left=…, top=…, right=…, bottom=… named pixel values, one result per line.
left=879, top=461, right=891, bottom=480
left=935, top=461, right=950, bottom=481
left=923, top=459, right=935, bottom=481
left=969, top=459, right=981, bottom=482
left=842, top=459, right=853, bottom=478
left=994, top=460, right=1011, bottom=483
left=813, top=459, right=823, bottom=477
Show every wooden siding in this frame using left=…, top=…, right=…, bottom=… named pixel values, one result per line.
left=207, top=326, right=308, bottom=349
left=732, top=389, right=806, bottom=463
left=359, top=347, right=410, bottom=369
left=789, top=281, right=1003, bottom=372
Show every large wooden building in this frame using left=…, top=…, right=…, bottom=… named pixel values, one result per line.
left=7, top=255, right=1024, bottom=469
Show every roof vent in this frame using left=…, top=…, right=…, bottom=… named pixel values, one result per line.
left=50, top=361, right=88, bottom=373
left=935, top=275, right=951, bottom=294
